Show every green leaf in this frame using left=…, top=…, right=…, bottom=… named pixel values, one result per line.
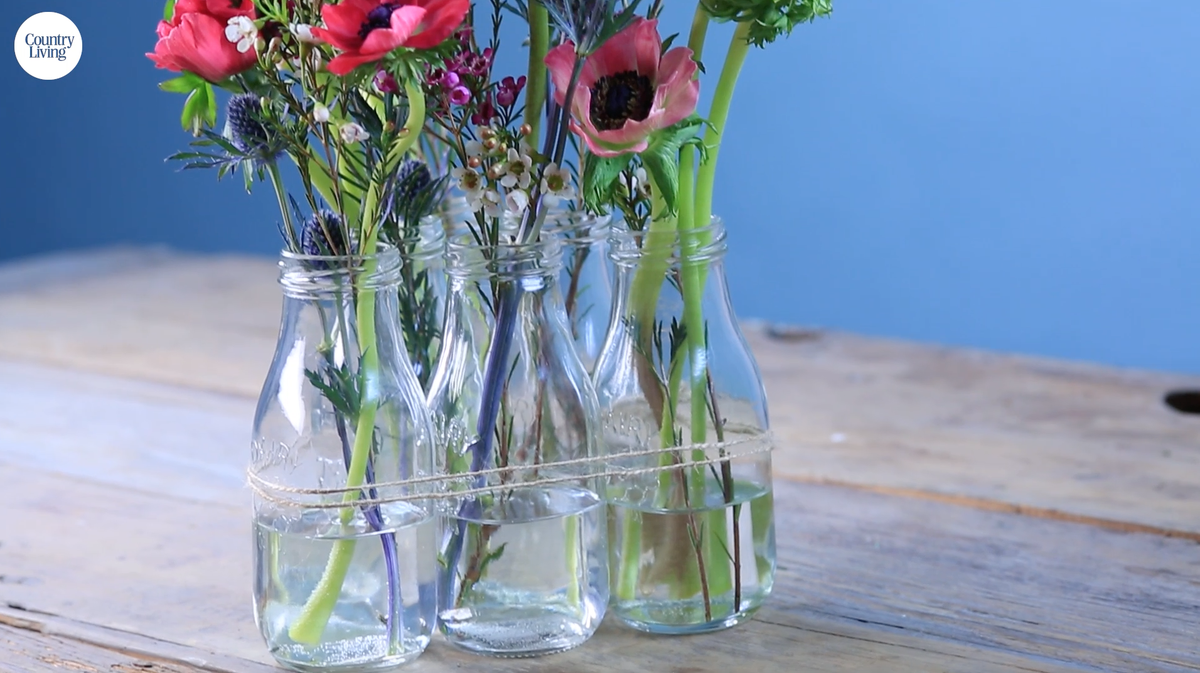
left=180, top=86, right=210, bottom=135
left=477, top=543, right=508, bottom=579
left=582, top=153, right=632, bottom=211
left=203, top=82, right=218, bottom=128
left=163, top=0, right=177, bottom=21
left=159, top=72, right=203, bottom=94
left=661, top=32, right=679, bottom=54
left=640, top=116, right=705, bottom=215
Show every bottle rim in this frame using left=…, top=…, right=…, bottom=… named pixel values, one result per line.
left=391, top=215, right=447, bottom=264
left=608, top=216, right=727, bottom=266
left=444, top=235, right=564, bottom=280
left=278, top=245, right=403, bottom=297
left=542, top=209, right=612, bottom=246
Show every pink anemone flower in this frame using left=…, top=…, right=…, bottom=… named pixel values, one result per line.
left=545, top=17, right=699, bottom=158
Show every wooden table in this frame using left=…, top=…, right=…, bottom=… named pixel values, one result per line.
left=1, top=248, right=1197, bottom=672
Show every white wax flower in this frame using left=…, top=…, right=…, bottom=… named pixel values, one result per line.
left=225, top=16, right=257, bottom=54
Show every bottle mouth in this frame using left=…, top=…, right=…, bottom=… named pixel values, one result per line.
left=609, top=216, right=727, bottom=266
left=542, top=209, right=611, bottom=245
left=390, top=215, right=447, bottom=263
left=444, top=235, right=564, bottom=280
left=278, top=245, right=403, bottom=297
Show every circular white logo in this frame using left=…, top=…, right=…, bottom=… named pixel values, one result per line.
left=14, top=12, right=81, bottom=80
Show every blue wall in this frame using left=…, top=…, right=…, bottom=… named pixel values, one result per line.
left=2, top=1, right=1199, bottom=373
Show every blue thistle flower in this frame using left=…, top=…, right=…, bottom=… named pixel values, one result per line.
left=394, top=160, right=433, bottom=210
left=225, top=94, right=282, bottom=162
left=542, top=0, right=641, bottom=55
left=301, top=210, right=349, bottom=260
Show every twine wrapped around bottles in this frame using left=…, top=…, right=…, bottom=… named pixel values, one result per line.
left=247, top=433, right=774, bottom=509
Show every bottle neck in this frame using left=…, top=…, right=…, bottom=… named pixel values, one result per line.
left=608, top=216, right=737, bottom=320
left=444, top=236, right=564, bottom=284
left=278, top=246, right=403, bottom=300
left=608, top=216, right=728, bottom=268
left=544, top=210, right=611, bottom=249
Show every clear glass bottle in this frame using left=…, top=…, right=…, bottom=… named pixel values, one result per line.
left=251, top=247, right=439, bottom=671
left=544, top=209, right=613, bottom=374
left=426, top=235, right=608, bottom=656
left=593, top=217, right=776, bottom=634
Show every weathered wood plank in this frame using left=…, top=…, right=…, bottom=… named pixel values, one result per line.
left=0, top=250, right=279, bottom=398
left=0, top=622, right=210, bottom=673
left=2, top=355, right=1196, bottom=673
left=749, top=328, right=1200, bottom=535
left=0, top=463, right=1099, bottom=673
left=1, top=249, right=1198, bottom=536
left=0, top=610, right=279, bottom=673
left=0, top=359, right=247, bottom=505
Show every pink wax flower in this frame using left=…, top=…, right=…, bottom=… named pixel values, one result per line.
left=545, top=17, right=699, bottom=158
left=496, top=76, right=526, bottom=107
left=471, top=92, right=496, bottom=126
left=146, top=0, right=258, bottom=83
left=435, top=69, right=461, bottom=89
left=311, top=0, right=469, bottom=76
left=449, top=85, right=471, bottom=105
left=374, top=69, right=400, bottom=93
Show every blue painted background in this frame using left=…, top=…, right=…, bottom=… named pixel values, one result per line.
left=2, top=1, right=1198, bottom=373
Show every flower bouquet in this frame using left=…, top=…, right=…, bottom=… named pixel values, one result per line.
left=149, top=0, right=830, bottom=666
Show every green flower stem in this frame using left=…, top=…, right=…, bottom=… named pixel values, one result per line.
left=287, top=80, right=427, bottom=645
left=681, top=21, right=758, bottom=610
left=693, top=20, right=752, bottom=250
left=526, top=0, right=550, bottom=146
left=565, top=515, right=582, bottom=607
left=616, top=188, right=674, bottom=602
left=267, top=162, right=299, bottom=251
left=679, top=8, right=737, bottom=606
left=614, top=509, right=641, bottom=601
left=687, top=4, right=712, bottom=56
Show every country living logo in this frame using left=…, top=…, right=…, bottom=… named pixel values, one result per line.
left=14, top=12, right=82, bottom=80
left=23, top=32, right=75, bottom=61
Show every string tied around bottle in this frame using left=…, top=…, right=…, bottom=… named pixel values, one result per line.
left=247, top=432, right=774, bottom=510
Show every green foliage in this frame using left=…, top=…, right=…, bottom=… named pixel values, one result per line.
left=640, top=116, right=705, bottom=215
left=582, top=153, right=632, bottom=212
left=377, top=172, right=450, bottom=389
left=162, top=0, right=176, bottom=21
left=159, top=72, right=203, bottom=94
left=628, top=315, right=690, bottom=394
left=478, top=543, right=508, bottom=577
left=305, top=362, right=366, bottom=424
left=160, top=74, right=215, bottom=135
left=701, top=0, right=832, bottom=47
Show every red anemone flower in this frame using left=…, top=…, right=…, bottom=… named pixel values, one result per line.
left=147, top=0, right=258, bottom=83
left=312, top=0, right=469, bottom=76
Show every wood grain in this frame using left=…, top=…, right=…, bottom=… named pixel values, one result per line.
left=0, top=623, right=207, bottom=673
left=750, top=328, right=1200, bottom=535
left=0, top=356, right=1195, bottom=672
left=2, top=249, right=1199, bottom=671
left=0, top=249, right=278, bottom=398
left=0, top=461, right=1094, bottom=673
left=1, top=248, right=1198, bottom=537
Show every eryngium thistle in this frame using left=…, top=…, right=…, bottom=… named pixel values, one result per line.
left=301, top=209, right=350, bottom=259
left=395, top=159, right=433, bottom=209
left=542, top=0, right=641, bottom=55
left=380, top=161, right=447, bottom=246
left=225, top=94, right=282, bottom=162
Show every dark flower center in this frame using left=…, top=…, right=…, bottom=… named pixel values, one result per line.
left=360, top=3, right=401, bottom=39
left=589, top=71, right=653, bottom=131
